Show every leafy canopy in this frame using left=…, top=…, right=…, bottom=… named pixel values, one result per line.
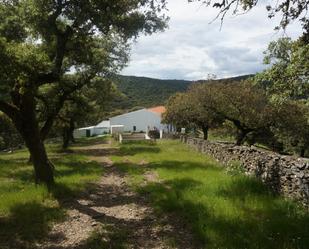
left=254, top=37, right=309, bottom=102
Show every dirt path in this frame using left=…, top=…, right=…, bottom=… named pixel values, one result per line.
left=40, top=141, right=200, bottom=249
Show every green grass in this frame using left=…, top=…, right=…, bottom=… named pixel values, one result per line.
left=111, top=140, right=309, bottom=249
left=0, top=139, right=104, bottom=246
left=1, top=137, right=308, bottom=248
left=82, top=225, right=130, bottom=249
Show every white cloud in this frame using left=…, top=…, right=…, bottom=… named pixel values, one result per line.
left=122, top=0, right=302, bottom=80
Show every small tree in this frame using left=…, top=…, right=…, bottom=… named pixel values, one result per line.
left=196, top=81, right=274, bottom=145
left=164, top=85, right=223, bottom=140
left=272, top=101, right=309, bottom=157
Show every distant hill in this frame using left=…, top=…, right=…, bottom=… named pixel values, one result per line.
left=109, top=74, right=253, bottom=112
left=110, top=75, right=191, bottom=110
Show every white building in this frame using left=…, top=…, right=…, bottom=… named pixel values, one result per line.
left=74, top=120, right=110, bottom=138
left=74, top=126, right=96, bottom=138
left=95, top=120, right=111, bottom=134
left=74, top=106, right=174, bottom=137
left=109, top=106, right=169, bottom=133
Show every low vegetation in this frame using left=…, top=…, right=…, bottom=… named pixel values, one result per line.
left=112, top=140, right=309, bottom=249
left=0, top=139, right=103, bottom=244
left=1, top=136, right=308, bottom=248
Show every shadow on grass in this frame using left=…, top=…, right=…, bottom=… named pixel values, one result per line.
left=0, top=158, right=34, bottom=182
left=71, top=137, right=109, bottom=147
left=73, top=145, right=160, bottom=159
left=119, top=145, right=161, bottom=156
left=0, top=201, right=65, bottom=248
left=138, top=178, right=203, bottom=212
left=0, top=146, right=104, bottom=248
left=0, top=156, right=102, bottom=186
left=137, top=173, right=309, bottom=249
left=149, top=160, right=221, bottom=172
left=49, top=168, right=202, bottom=249
left=76, top=227, right=129, bottom=249
left=217, top=176, right=272, bottom=199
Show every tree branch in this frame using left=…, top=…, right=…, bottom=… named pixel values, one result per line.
left=39, top=74, right=94, bottom=140
left=0, top=100, right=20, bottom=121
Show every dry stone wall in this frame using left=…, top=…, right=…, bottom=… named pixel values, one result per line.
left=180, top=136, right=309, bottom=208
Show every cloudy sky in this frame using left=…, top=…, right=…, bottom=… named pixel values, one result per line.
left=121, top=0, right=302, bottom=80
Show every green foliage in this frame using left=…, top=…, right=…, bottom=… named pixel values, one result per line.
left=163, top=82, right=234, bottom=139
left=112, top=140, right=309, bottom=249
left=166, top=70, right=309, bottom=155
left=163, top=92, right=194, bottom=129
left=109, top=75, right=191, bottom=111
left=253, top=36, right=309, bottom=155
left=106, top=75, right=253, bottom=115
left=272, top=101, right=309, bottom=156
left=0, top=112, right=22, bottom=150
left=166, top=81, right=275, bottom=145
left=254, top=37, right=309, bottom=102
left=0, top=0, right=168, bottom=184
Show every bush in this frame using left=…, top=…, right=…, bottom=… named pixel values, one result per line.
left=0, top=113, right=23, bottom=150
left=148, top=130, right=160, bottom=139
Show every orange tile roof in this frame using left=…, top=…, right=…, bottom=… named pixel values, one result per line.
left=148, top=106, right=166, bottom=114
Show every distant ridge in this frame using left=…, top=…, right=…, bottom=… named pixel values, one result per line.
left=109, top=74, right=253, bottom=112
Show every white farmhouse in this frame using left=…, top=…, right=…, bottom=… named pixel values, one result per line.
left=109, top=106, right=168, bottom=133
left=95, top=120, right=111, bottom=134
left=74, top=106, right=173, bottom=137
left=74, top=120, right=110, bottom=138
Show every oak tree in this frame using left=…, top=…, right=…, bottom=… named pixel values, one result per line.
left=0, top=0, right=168, bottom=186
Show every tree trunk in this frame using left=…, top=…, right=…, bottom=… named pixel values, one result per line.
left=69, top=118, right=75, bottom=143
left=300, top=147, right=305, bottom=157
left=236, top=129, right=247, bottom=146
left=62, top=118, right=75, bottom=149
left=23, top=129, right=54, bottom=186
left=62, top=128, right=70, bottom=149
left=15, top=92, right=54, bottom=187
left=202, top=126, right=209, bottom=140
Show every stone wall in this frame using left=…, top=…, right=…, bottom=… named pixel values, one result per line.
left=180, top=136, right=309, bottom=208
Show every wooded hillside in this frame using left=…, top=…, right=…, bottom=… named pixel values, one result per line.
left=109, top=74, right=253, bottom=112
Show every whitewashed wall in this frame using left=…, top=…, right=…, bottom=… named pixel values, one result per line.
left=110, top=109, right=168, bottom=133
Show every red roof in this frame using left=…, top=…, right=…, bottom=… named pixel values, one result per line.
left=148, top=106, right=166, bottom=114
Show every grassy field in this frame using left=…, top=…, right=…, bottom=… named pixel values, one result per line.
left=111, top=140, right=309, bottom=249
left=0, top=138, right=104, bottom=245
left=0, top=137, right=308, bottom=249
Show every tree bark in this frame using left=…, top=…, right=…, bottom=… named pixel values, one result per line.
left=236, top=129, right=247, bottom=146
left=62, top=127, right=70, bottom=149
left=15, top=92, right=54, bottom=187
left=300, top=147, right=305, bottom=157
left=69, top=118, right=75, bottom=143
left=22, top=126, right=54, bottom=186
left=202, top=125, right=209, bottom=140
left=62, top=118, right=75, bottom=149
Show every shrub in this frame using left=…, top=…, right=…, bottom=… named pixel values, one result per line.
left=148, top=130, right=160, bottom=139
